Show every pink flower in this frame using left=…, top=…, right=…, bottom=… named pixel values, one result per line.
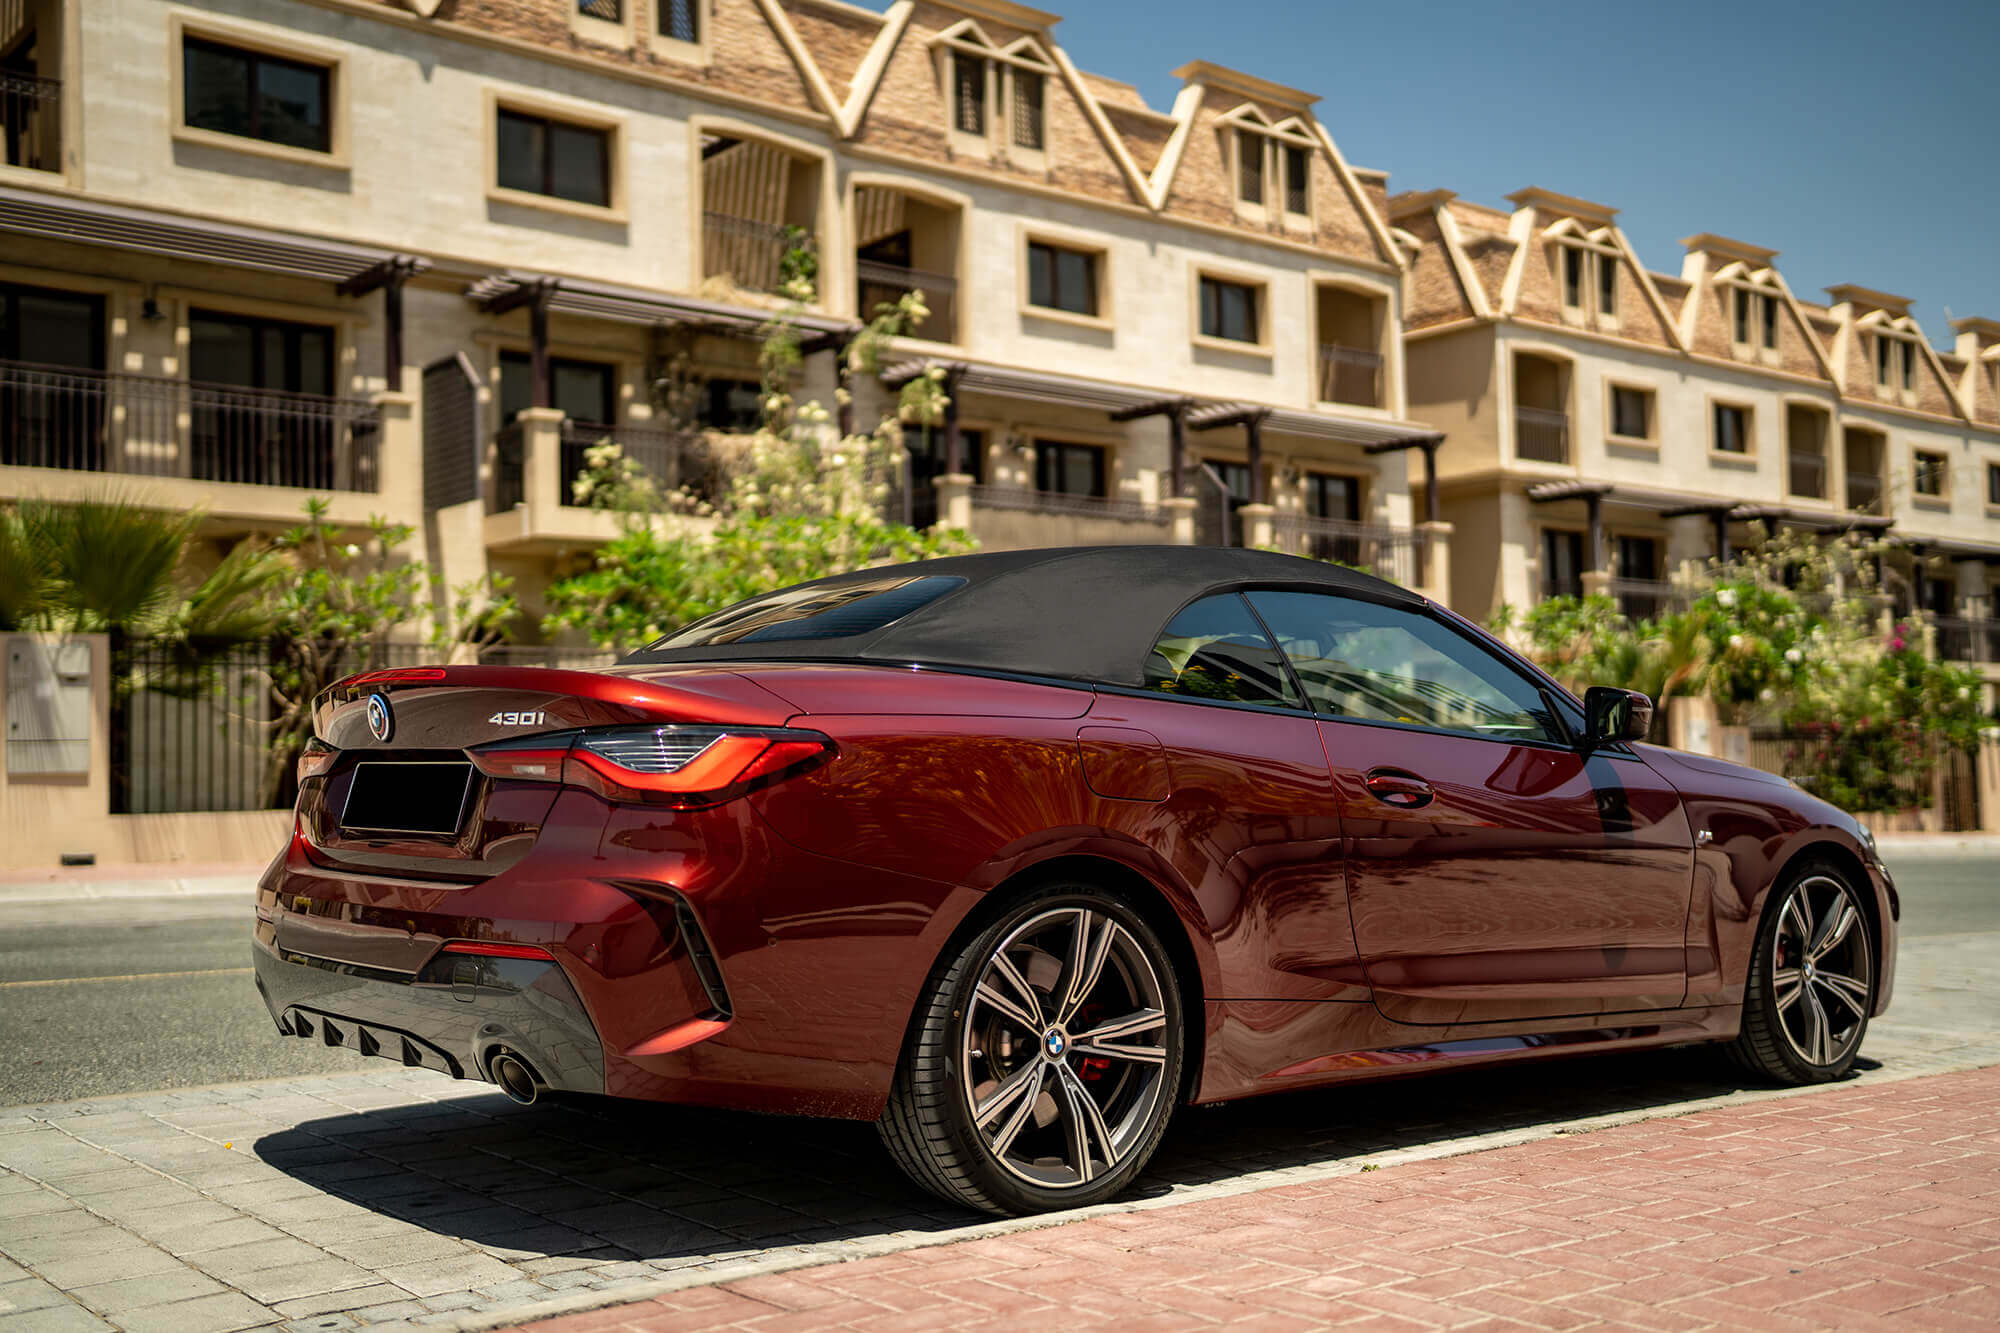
left=1890, top=637, right=1906, bottom=651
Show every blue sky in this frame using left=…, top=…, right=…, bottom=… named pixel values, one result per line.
left=855, top=0, right=1997, bottom=347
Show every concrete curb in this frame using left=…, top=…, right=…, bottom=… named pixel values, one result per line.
left=0, top=874, right=258, bottom=904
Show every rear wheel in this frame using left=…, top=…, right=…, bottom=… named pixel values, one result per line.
left=1728, top=862, right=1875, bottom=1084
left=879, top=884, right=1183, bottom=1215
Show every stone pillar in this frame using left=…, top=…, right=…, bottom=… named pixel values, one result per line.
left=1418, top=519, right=1453, bottom=606
left=369, top=391, right=419, bottom=521
left=1581, top=570, right=1613, bottom=600
left=517, top=407, right=566, bottom=518
left=935, top=472, right=974, bottom=532
left=1978, top=730, right=2000, bottom=833
left=1161, top=495, right=1197, bottom=546
left=1238, top=502, right=1275, bottom=550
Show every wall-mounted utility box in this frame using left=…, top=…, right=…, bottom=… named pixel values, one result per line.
left=6, top=637, right=92, bottom=776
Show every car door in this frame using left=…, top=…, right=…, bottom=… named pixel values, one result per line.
left=1089, top=592, right=1359, bottom=1004
left=1245, top=590, right=1695, bottom=1026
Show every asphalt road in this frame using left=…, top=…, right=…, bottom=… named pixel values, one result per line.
left=0, top=852, right=1992, bottom=1107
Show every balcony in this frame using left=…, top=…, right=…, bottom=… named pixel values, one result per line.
left=1608, top=577, right=1685, bottom=622
left=857, top=260, right=957, bottom=344
left=558, top=421, right=732, bottom=507
left=0, top=359, right=379, bottom=491
left=1515, top=405, right=1570, bottom=464
left=1846, top=471, right=1884, bottom=514
left=702, top=211, right=799, bottom=300
left=1787, top=450, right=1827, bottom=500
left=487, top=415, right=730, bottom=551
left=1316, top=344, right=1383, bottom=409
left=1265, top=512, right=1425, bottom=587
left=1935, top=617, right=2000, bottom=665
left=965, top=483, right=1164, bottom=548
left=1, top=68, right=60, bottom=174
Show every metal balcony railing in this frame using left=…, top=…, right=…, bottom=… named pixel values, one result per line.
left=1787, top=449, right=1827, bottom=499
left=491, top=422, right=525, bottom=514
left=1846, top=470, right=1884, bottom=514
left=0, top=359, right=379, bottom=491
left=702, top=211, right=803, bottom=298
left=1316, top=344, right=1383, bottom=408
left=1, top=69, right=60, bottom=173
left=1514, top=405, right=1570, bottom=464
left=1266, top=513, right=1424, bottom=587
left=1608, top=577, right=1686, bottom=622
left=1935, top=617, right=2000, bottom=664
left=967, top=483, right=1165, bottom=525
left=857, top=259, right=957, bottom=343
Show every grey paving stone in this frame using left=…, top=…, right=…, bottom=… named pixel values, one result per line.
left=320, top=1233, right=471, bottom=1269
left=281, top=1317, right=356, bottom=1332
left=420, top=1291, right=481, bottom=1311
left=183, top=1237, right=329, bottom=1278
left=115, top=1201, right=247, bottom=1236
left=0, top=1276, right=71, bottom=1314
left=0, top=1300, right=115, bottom=1331
left=114, top=1292, right=279, bottom=1333
left=69, top=1269, right=228, bottom=1314
left=34, top=1247, right=187, bottom=1291
left=0, top=1189, right=81, bottom=1220
left=369, top=1252, right=520, bottom=1298
left=346, top=1300, right=430, bottom=1324
left=270, top=1284, right=408, bottom=1319
left=154, top=1218, right=290, bottom=1258
left=0, top=1208, right=104, bottom=1244
left=228, top=1259, right=380, bottom=1306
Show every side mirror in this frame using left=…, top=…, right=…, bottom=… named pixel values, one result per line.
left=1583, top=686, right=1653, bottom=747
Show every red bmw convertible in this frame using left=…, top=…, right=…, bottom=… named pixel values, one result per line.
left=255, top=546, right=1895, bottom=1215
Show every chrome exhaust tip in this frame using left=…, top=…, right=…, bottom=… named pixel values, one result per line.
left=489, top=1050, right=542, bottom=1106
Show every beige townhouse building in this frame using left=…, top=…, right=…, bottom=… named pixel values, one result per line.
left=0, top=0, right=1451, bottom=642
left=1390, top=186, right=2000, bottom=683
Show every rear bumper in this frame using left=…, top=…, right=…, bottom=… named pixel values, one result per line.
left=251, top=935, right=607, bottom=1094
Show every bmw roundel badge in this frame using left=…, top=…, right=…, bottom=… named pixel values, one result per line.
left=366, top=693, right=394, bottom=743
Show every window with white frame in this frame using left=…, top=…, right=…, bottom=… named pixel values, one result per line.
left=1913, top=449, right=1949, bottom=499
left=935, top=23, right=1052, bottom=160
left=1731, top=287, right=1780, bottom=351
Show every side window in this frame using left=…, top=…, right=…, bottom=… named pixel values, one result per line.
left=1246, top=591, right=1563, bottom=743
left=1142, top=594, right=1300, bottom=709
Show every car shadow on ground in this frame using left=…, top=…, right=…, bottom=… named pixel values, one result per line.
left=252, top=1044, right=1806, bottom=1268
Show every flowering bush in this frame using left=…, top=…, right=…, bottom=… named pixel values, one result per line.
left=1491, top=528, right=1989, bottom=809
left=543, top=284, right=973, bottom=649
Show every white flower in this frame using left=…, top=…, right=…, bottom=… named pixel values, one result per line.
left=343, top=544, right=361, bottom=558
left=1784, top=648, right=1803, bottom=664
left=1716, top=587, right=1738, bottom=608
left=1728, top=634, right=1744, bottom=651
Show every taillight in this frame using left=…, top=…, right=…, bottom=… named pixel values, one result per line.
left=468, top=726, right=834, bottom=809
left=298, top=737, right=338, bottom=783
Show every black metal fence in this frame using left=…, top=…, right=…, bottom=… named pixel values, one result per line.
left=0, top=359, right=380, bottom=490
left=108, top=637, right=613, bottom=814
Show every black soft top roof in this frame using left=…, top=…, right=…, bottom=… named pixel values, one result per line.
left=620, top=545, right=1425, bottom=688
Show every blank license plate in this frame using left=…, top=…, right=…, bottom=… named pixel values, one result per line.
left=341, top=761, right=475, bottom=836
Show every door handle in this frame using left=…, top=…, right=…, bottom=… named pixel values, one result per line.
left=1364, top=768, right=1434, bottom=809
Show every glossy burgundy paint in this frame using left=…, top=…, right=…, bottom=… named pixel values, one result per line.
left=256, top=648, right=1896, bottom=1125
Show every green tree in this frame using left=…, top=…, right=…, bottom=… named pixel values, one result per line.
left=544, top=286, right=972, bottom=650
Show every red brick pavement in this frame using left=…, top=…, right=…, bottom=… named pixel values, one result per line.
left=533, top=1066, right=2000, bottom=1330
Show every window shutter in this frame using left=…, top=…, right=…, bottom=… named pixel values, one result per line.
left=953, top=53, right=986, bottom=135
left=1011, top=68, right=1045, bottom=150
left=1283, top=144, right=1308, bottom=215
left=1237, top=129, right=1263, bottom=205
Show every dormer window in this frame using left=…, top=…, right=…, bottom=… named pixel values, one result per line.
left=936, top=23, right=1053, bottom=163
left=1552, top=232, right=1618, bottom=326
left=1219, top=107, right=1315, bottom=225
left=1875, top=334, right=1915, bottom=391
left=1732, top=288, right=1779, bottom=351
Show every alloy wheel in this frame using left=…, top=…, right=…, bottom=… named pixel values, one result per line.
left=1770, top=875, right=1873, bottom=1068
left=959, top=906, right=1170, bottom=1190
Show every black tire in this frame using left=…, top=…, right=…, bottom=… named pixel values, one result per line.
left=1726, top=859, right=1875, bottom=1084
left=878, top=882, right=1184, bottom=1216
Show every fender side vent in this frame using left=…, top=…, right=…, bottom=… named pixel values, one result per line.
left=672, top=895, right=733, bottom=1022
